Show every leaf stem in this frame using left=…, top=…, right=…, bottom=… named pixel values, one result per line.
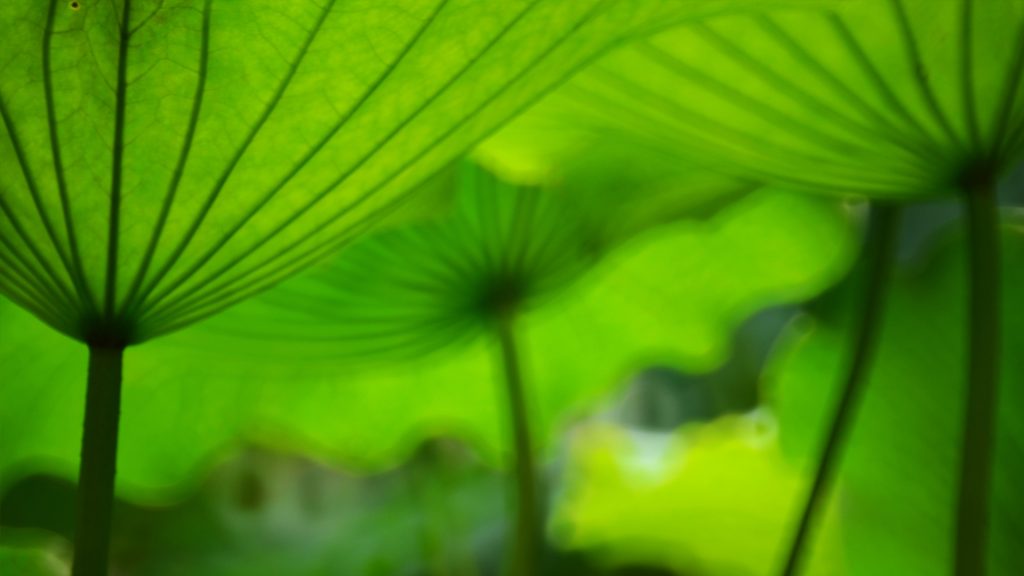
left=780, top=203, right=901, bottom=576
left=496, top=311, right=541, bottom=576
left=956, top=177, right=1000, bottom=576
left=72, top=345, right=125, bottom=576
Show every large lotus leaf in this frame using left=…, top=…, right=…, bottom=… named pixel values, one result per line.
left=0, top=168, right=857, bottom=500
left=550, top=414, right=844, bottom=576
left=0, top=0, right=803, bottom=344
left=766, top=215, right=1024, bottom=574
left=548, top=0, right=1024, bottom=198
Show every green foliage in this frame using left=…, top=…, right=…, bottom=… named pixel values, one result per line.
left=1, top=0, right=766, bottom=343
left=3, top=2, right=1015, bottom=573
left=767, top=216, right=1024, bottom=575
left=549, top=0, right=1024, bottom=197
left=480, top=122, right=760, bottom=251
left=0, top=163, right=857, bottom=499
left=216, top=163, right=599, bottom=362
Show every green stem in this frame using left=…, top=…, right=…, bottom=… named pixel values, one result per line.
left=956, top=178, right=1000, bottom=576
left=496, top=312, right=541, bottom=576
left=780, top=204, right=901, bottom=576
left=72, top=345, right=125, bottom=576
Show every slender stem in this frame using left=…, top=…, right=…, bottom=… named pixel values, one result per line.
left=72, top=345, right=125, bottom=576
left=496, top=312, right=541, bottom=576
left=956, top=178, right=1000, bottom=576
left=780, top=203, right=901, bottom=576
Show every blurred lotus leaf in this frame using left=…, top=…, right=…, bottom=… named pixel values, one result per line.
left=1, top=163, right=857, bottom=500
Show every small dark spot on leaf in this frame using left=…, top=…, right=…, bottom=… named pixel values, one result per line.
left=69, top=1, right=81, bottom=10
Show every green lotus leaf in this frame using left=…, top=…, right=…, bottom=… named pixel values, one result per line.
left=551, top=414, right=844, bottom=576
left=210, top=162, right=599, bottom=363
left=550, top=0, right=1024, bottom=198
left=0, top=0, right=793, bottom=344
left=0, top=163, right=858, bottom=499
left=766, top=215, right=1024, bottom=574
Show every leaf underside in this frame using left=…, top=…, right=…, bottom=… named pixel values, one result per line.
left=556, top=0, right=1024, bottom=198
left=1, top=0, right=774, bottom=344
left=211, top=162, right=597, bottom=364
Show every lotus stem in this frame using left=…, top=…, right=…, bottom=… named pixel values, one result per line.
left=956, top=177, right=1000, bottom=576
left=496, top=311, right=541, bottom=576
left=72, top=345, right=125, bottom=576
left=780, top=203, right=901, bottom=576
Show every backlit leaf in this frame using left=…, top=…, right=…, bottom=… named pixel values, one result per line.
left=0, top=0, right=789, bottom=343
left=547, top=0, right=1024, bottom=198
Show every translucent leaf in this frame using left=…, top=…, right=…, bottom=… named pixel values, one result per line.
left=0, top=0, right=789, bottom=343
left=549, top=0, right=1024, bottom=198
